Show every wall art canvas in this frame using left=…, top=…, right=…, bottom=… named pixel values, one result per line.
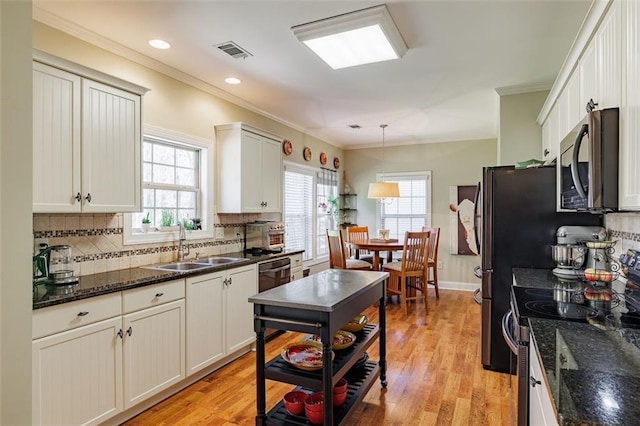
left=449, top=185, right=479, bottom=255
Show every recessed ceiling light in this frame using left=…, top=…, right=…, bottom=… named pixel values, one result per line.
left=225, top=77, right=242, bottom=85
left=149, top=39, right=171, bottom=50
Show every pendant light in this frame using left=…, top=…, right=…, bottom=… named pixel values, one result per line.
left=368, top=124, right=400, bottom=203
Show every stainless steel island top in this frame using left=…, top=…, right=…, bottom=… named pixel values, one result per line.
left=248, top=269, right=388, bottom=312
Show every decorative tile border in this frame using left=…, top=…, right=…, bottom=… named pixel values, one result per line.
left=609, top=230, right=640, bottom=242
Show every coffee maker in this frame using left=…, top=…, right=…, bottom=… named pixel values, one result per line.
left=33, top=244, right=79, bottom=285
left=551, top=225, right=606, bottom=277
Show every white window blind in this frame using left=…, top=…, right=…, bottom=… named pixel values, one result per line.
left=284, top=166, right=314, bottom=261
left=379, top=171, right=431, bottom=240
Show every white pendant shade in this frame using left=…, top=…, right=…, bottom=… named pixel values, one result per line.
left=368, top=182, right=400, bottom=199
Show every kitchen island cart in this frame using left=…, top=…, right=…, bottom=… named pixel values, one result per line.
left=249, top=269, right=388, bottom=425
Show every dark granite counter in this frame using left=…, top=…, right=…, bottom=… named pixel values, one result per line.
left=513, top=268, right=640, bottom=425
left=33, top=250, right=304, bottom=310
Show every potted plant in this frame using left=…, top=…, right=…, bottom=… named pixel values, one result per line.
left=159, top=209, right=176, bottom=231
left=141, top=212, right=151, bottom=233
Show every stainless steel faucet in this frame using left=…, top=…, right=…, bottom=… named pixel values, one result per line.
left=177, top=222, right=190, bottom=261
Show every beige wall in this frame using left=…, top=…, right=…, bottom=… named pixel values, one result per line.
left=1, top=2, right=33, bottom=423
left=498, top=90, right=549, bottom=166
left=33, top=21, right=342, bottom=173
left=344, top=138, right=497, bottom=287
left=31, top=22, right=343, bottom=274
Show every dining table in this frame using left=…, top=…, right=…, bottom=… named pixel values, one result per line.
left=346, top=238, right=405, bottom=270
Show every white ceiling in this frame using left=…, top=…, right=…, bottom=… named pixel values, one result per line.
left=33, top=0, right=591, bottom=149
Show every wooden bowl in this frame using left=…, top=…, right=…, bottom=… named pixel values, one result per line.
left=342, top=314, right=368, bottom=332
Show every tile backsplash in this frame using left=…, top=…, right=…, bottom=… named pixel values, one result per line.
left=33, top=213, right=260, bottom=277
left=605, top=212, right=640, bottom=257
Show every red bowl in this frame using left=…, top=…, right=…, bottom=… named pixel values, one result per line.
left=333, top=390, right=347, bottom=407
left=334, top=378, right=348, bottom=394
left=283, top=390, right=308, bottom=416
left=304, top=392, right=324, bottom=413
left=306, top=409, right=323, bottom=425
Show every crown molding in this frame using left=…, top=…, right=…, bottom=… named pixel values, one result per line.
left=495, top=81, right=552, bottom=96
left=32, top=6, right=345, bottom=149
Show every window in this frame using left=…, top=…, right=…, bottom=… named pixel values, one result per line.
left=284, top=164, right=338, bottom=263
left=378, top=171, right=432, bottom=240
left=124, top=126, right=212, bottom=244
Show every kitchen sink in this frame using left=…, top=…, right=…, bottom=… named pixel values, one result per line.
left=145, top=262, right=212, bottom=272
left=144, top=257, right=246, bottom=272
left=192, top=257, right=245, bottom=265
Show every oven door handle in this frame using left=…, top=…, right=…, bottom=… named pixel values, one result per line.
left=501, top=310, right=519, bottom=355
left=261, top=265, right=290, bottom=274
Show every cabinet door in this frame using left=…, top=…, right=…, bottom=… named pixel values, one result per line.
left=32, top=62, right=82, bottom=213
left=291, top=267, right=304, bottom=282
left=596, top=0, right=621, bottom=109
left=122, top=299, right=185, bottom=409
left=32, top=317, right=123, bottom=426
left=580, top=41, right=597, bottom=116
left=186, top=272, right=225, bottom=375
left=529, top=342, right=558, bottom=426
left=566, top=69, right=582, bottom=131
left=82, top=79, right=141, bottom=213
left=225, top=265, right=258, bottom=353
left=240, top=131, right=264, bottom=212
left=261, top=137, right=283, bottom=212
left=620, top=0, right=640, bottom=209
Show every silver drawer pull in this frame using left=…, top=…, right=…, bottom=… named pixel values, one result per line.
left=155, top=292, right=164, bottom=297
left=77, top=311, right=89, bottom=317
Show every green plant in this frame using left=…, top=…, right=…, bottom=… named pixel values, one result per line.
left=327, top=195, right=340, bottom=217
left=161, top=209, right=174, bottom=227
left=142, top=212, right=150, bottom=224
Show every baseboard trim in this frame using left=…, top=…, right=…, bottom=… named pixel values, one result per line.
left=437, top=280, right=478, bottom=292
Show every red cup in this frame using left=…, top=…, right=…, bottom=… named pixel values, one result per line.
left=283, top=390, right=308, bottom=416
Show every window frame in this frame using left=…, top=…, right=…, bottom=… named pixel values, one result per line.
left=123, top=125, right=213, bottom=245
left=283, top=161, right=338, bottom=265
left=376, top=171, right=432, bottom=240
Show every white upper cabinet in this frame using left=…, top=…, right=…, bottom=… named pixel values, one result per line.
left=542, top=103, right=560, bottom=160
left=580, top=0, right=621, bottom=113
left=620, top=0, right=640, bottom=209
left=32, top=51, right=148, bottom=213
left=216, top=123, right=283, bottom=213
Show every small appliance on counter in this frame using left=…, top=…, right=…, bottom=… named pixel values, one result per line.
left=244, top=221, right=285, bottom=255
left=33, top=244, right=79, bottom=286
left=551, top=225, right=606, bottom=278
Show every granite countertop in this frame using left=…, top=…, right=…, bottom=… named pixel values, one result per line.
left=33, top=250, right=304, bottom=310
left=513, top=268, right=640, bottom=425
left=248, top=269, right=388, bottom=312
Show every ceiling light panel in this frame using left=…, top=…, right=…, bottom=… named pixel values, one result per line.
left=292, top=4, right=407, bottom=70
left=149, top=39, right=171, bottom=49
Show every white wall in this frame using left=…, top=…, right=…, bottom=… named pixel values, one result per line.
left=1, top=1, right=33, bottom=423
left=498, top=90, right=549, bottom=165
left=344, top=138, right=496, bottom=287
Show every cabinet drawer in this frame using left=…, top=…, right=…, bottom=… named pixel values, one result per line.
left=122, top=279, right=185, bottom=314
left=32, top=292, right=122, bottom=339
left=289, top=253, right=303, bottom=269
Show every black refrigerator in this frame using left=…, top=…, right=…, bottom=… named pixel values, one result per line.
left=478, top=165, right=602, bottom=374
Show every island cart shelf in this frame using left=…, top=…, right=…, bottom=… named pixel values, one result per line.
left=249, top=269, right=388, bottom=425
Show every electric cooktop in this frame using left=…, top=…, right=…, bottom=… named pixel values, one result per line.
left=511, top=284, right=640, bottom=330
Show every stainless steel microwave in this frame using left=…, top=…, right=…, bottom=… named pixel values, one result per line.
left=558, top=107, right=619, bottom=212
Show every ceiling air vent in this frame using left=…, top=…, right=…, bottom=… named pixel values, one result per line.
left=215, top=41, right=253, bottom=59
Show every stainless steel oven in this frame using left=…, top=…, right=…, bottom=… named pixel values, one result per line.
left=502, top=294, right=530, bottom=426
left=258, top=257, right=291, bottom=338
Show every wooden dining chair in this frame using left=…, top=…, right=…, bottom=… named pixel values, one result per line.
left=382, top=231, right=430, bottom=314
left=346, top=226, right=374, bottom=265
left=422, top=226, right=441, bottom=298
left=327, top=229, right=372, bottom=271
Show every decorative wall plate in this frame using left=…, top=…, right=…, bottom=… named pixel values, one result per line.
left=282, top=139, right=293, bottom=156
left=303, top=147, right=312, bottom=161
left=333, top=157, right=340, bottom=169
left=320, top=152, right=327, bottom=165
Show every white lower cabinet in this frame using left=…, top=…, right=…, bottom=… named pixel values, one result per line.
left=289, top=253, right=304, bottom=282
left=186, top=264, right=257, bottom=376
left=32, top=316, right=123, bottom=426
left=32, top=280, right=186, bottom=425
left=530, top=340, right=558, bottom=426
left=122, top=299, right=185, bottom=409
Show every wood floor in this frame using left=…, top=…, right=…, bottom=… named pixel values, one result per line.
left=123, top=289, right=514, bottom=425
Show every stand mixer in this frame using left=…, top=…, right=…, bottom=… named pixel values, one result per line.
left=551, top=226, right=606, bottom=278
